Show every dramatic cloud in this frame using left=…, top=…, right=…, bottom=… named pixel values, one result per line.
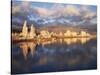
left=12, top=1, right=31, bottom=14
left=12, top=1, right=97, bottom=26
left=33, top=7, right=53, bottom=17
left=64, top=5, right=80, bottom=16
left=12, top=6, right=21, bottom=14
left=32, top=4, right=80, bottom=17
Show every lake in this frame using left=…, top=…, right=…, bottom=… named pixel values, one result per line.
left=11, top=38, right=97, bottom=74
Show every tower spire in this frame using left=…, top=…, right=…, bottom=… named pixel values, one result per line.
left=29, top=24, right=36, bottom=38
left=23, top=20, right=27, bottom=27
left=21, top=20, right=28, bottom=38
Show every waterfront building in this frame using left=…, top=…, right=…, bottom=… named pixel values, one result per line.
left=20, top=20, right=28, bottom=39
left=29, top=24, right=36, bottom=39
left=59, top=32, right=63, bottom=37
left=64, top=30, right=72, bottom=37
left=80, top=31, right=90, bottom=37
left=12, top=20, right=92, bottom=41
left=71, top=32, right=77, bottom=37
left=40, top=30, right=51, bottom=38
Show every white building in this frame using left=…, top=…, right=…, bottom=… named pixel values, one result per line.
left=20, top=20, right=36, bottom=39
left=40, top=30, right=51, bottom=38
left=80, top=31, right=87, bottom=37
left=20, top=20, right=28, bottom=38
left=59, top=32, right=63, bottom=37
left=71, top=32, right=77, bottom=37
left=64, top=30, right=72, bottom=37
left=29, top=24, right=36, bottom=39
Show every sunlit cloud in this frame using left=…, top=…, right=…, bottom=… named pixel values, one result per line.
left=33, top=4, right=80, bottom=17
left=12, top=6, right=21, bottom=14
left=12, top=1, right=97, bottom=26
left=33, top=7, right=53, bottom=17
left=64, top=5, right=80, bottom=16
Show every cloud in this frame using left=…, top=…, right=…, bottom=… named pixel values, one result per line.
left=12, top=1, right=97, bottom=26
left=12, top=6, right=21, bottom=14
left=31, top=4, right=81, bottom=18
left=79, top=6, right=96, bottom=19
left=21, top=1, right=30, bottom=12
left=64, top=5, right=80, bottom=16
left=89, top=17, right=97, bottom=24
left=50, top=4, right=80, bottom=16
left=12, top=1, right=31, bottom=14
left=83, top=11, right=96, bottom=19
left=33, top=7, right=53, bottom=17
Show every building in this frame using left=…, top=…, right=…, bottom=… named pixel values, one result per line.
left=40, top=30, right=51, bottom=38
left=64, top=30, right=72, bottom=37
left=50, top=32, right=57, bottom=37
left=71, top=32, right=77, bottom=37
left=20, top=20, right=28, bottom=39
left=80, top=31, right=89, bottom=37
left=13, top=20, right=92, bottom=40
left=59, top=32, right=63, bottom=37
left=20, top=20, right=36, bottom=39
left=29, top=24, right=36, bottom=39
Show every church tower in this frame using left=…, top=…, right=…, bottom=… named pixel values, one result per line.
left=29, top=24, right=36, bottom=39
left=21, top=20, right=28, bottom=38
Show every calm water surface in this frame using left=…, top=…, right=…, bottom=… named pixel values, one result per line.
left=11, top=38, right=97, bottom=74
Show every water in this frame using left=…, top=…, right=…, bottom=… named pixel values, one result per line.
left=11, top=38, right=97, bottom=74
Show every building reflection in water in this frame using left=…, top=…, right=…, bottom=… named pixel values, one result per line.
left=19, top=42, right=36, bottom=60
left=80, top=37, right=91, bottom=44
left=64, top=38, right=91, bottom=45
left=19, top=37, right=91, bottom=60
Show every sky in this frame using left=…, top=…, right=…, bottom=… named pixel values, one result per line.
left=11, top=1, right=97, bottom=26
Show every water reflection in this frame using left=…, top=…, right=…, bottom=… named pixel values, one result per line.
left=20, top=42, right=36, bottom=60
left=12, top=37, right=97, bottom=74
left=19, top=38, right=92, bottom=60
left=41, top=37, right=91, bottom=46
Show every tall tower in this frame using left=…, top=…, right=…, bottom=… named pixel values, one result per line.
left=64, top=30, right=71, bottom=37
left=29, top=24, right=36, bottom=38
left=22, top=20, right=28, bottom=38
left=80, top=31, right=87, bottom=37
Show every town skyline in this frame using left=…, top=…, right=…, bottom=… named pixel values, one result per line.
left=12, top=20, right=96, bottom=43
